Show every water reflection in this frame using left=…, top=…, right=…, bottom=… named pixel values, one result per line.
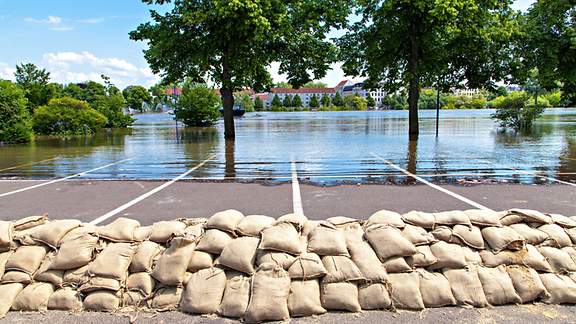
left=225, top=139, right=235, bottom=178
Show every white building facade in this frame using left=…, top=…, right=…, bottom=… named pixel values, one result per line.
left=340, top=82, right=387, bottom=107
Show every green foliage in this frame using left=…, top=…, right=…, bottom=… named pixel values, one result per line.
left=332, top=92, right=344, bottom=106
left=302, top=81, right=328, bottom=88
left=0, top=80, right=33, bottom=143
left=292, top=95, right=302, bottom=108
left=545, top=92, right=562, bottom=107
left=14, top=63, right=55, bottom=110
left=321, top=94, right=331, bottom=106
left=309, top=94, right=319, bottom=108
left=236, top=93, right=255, bottom=112
left=254, top=97, right=264, bottom=111
left=283, top=95, right=292, bottom=108
left=123, top=85, right=152, bottom=112
left=275, top=82, right=293, bottom=89
left=366, top=94, right=375, bottom=108
left=491, top=92, right=544, bottom=130
left=271, top=95, right=282, bottom=108
left=33, top=97, right=108, bottom=135
left=495, top=86, right=508, bottom=97
left=174, top=83, right=221, bottom=127
left=351, top=96, right=368, bottom=111
left=92, top=93, right=134, bottom=128
left=383, top=93, right=407, bottom=110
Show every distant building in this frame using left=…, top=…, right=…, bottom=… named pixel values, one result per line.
left=452, top=88, right=481, bottom=97
left=267, top=87, right=336, bottom=108
left=341, top=82, right=387, bottom=107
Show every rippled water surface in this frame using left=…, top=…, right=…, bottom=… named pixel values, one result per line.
left=1, top=109, right=575, bottom=184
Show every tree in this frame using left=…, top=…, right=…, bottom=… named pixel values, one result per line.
left=309, top=94, right=319, bottom=108
left=274, top=82, right=293, bottom=89
left=339, top=1, right=516, bottom=139
left=292, top=95, right=302, bottom=108
left=491, top=92, right=543, bottom=131
left=33, top=97, right=108, bottom=135
left=283, top=95, right=292, bottom=108
left=92, top=93, right=134, bottom=128
left=302, top=81, right=328, bottom=88
left=123, top=85, right=152, bottom=112
left=174, top=83, right=221, bottom=126
left=352, top=96, right=368, bottom=111
left=237, top=93, right=255, bottom=112
left=131, top=0, right=351, bottom=139
left=0, top=80, right=32, bottom=143
left=14, top=63, right=54, bottom=110
left=82, top=81, right=107, bottom=104
left=321, top=93, right=331, bottom=106
left=366, top=94, right=375, bottom=108
left=332, top=92, right=344, bottom=107
left=271, top=95, right=282, bottom=108
left=254, top=97, right=265, bottom=111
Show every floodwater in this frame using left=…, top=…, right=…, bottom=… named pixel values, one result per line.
left=1, top=109, right=575, bottom=185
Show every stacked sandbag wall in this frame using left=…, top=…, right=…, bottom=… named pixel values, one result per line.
left=1, top=209, right=576, bottom=321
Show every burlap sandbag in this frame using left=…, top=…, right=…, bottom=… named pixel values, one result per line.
left=88, top=243, right=135, bottom=280
left=402, top=211, right=435, bottom=229
left=219, top=272, right=251, bottom=318
left=12, top=282, right=54, bottom=311
left=97, top=218, right=140, bottom=243
left=188, top=251, right=214, bottom=272
left=259, top=222, right=302, bottom=255
left=409, top=245, right=438, bottom=268
left=562, top=246, right=576, bottom=263
left=149, top=287, right=182, bottom=311
left=152, top=236, right=195, bottom=286
left=83, top=290, right=120, bottom=312
left=401, top=224, right=436, bottom=246
left=236, top=215, right=274, bottom=237
left=27, top=219, right=81, bottom=248
left=383, top=257, right=412, bottom=273
left=307, top=222, right=349, bottom=256
left=288, top=253, right=327, bottom=279
left=509, top=223, right=550, bottom=245
left=123, top=291, right=147, bottom=308
left=538, top=224, right=572, bottom=248
left=48, top=287, right=83, bottom=311
left=133, top=226, right=152, bottom=242
left=538, top=246, right=576, bottom=273
left=0, top=283, right=24, bottom=318
left=443, top=266, right=488, bottom=308
left=0, top=221, right=14, bottom=252
left=13, top=215, right=48, bottom=232
left=181, top=267, right=227, bottom=314
left=79, top=276, right=122, bottom=293
left=462, top=247, right=483, bottom=265
left=565, top=227, right=576, bottom=245
left=50, top=232, right=98, bottom=270
left=388, top=272, right=424, bottom=310
left=481, top=226, right=525, bottom=252
left=126, top=272, right=155, bottom=296
left=327, top=216, right=362, bottom=228
left=130, top=241, right=164, bottom=273
left=196, top=229, right=233, bottom=254
left=322, top=256, right=364, bottom=284
left=452, top=225, right=485, bottom=249
left=501, top=209, right=552, bottom=225
left=288, top=279, right=326, bottom=317
left=205, top=209, right=244, bottom=233
left=145, top=221, right=185, bottom=243
left=539, top=273, right=576, bottom=304
left=365, top=210, right=405, bottom=228
left=0, top=251, right=13, bottom=279
left=550, top=214, right=576, bottom=228
left=35, top=256, right=64, bottom=287
left=477, top=266, right=522, bottom=305
left=342, top=222, right=365, bottom=246
left=257, top=251, right=295, bottom=270
left=365, top=224, right=417, bottom=261
left=5, top=245, right=48, bottom=274
left=320, top=282, right=361, bottom=312
left=506, top=265, right=549, bottom=303
left=275, top=213, right=308, bottom=231
left=434, top=210, right=472, bottom=227
left=358, top=283, right=392, bottom=310
left=480, top=245, right=552, bottom=272
left=418, top=270, right=456, bottom=307
left=428, top=241, right=467, bottom=270
left=63, top=264, right=90, bottom=287
left=431, top=226, right=456, bottom=243
left=464, top=209, right=503, bottom=227
left=217, top=237, right=260, bottom=274
left=348, top=240, right=388, bottom=283
left=244, top=263, right=291, bottom=323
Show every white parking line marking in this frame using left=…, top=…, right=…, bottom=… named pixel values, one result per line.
left=291, top=161, right=304, bottom=216
left=89, top=155, right=216, bottom=225
left=507, top=168, right=576, bottom=188
left=370, top=152, right=493, bottom=211
left=0, top=157, right=58, bottom=173
left=0, top=158, right=133, bottom=198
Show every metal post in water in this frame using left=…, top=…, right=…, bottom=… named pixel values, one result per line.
left=436, top=76, right=441, bottom=138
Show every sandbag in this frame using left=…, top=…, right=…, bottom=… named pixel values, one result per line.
left=35, top=258, right=64, bottom=287
left=477, top=266, right=522, bottom=305
left=462, top=246, right=483, bottom=265
left=152, top=236, right=195, bottom=286
left=365, top=210, right=405, bottom=228
left=0, top=283, right=24, bottom=318
left=79, top=276, right=122, bottom=293
left=63, top=264, right=90, bottom=287
left=502, top=209, right=552, bottom=225
left=566, top=227, right=576, bottom=244
left=196, top=229, right=233, bottom=254
left=321, top=256, right=364, bottom=284
left=539, top=273, right=576, bottom=304
left=326, top=216, right=362, bottom=228
left=320, top=282, right=361, bottom=312
left=0, top=221, right=14, bottom=251
left=50, top=231, right=98, bottom=270
left=149, top=287, right=182, bottom=311
left=364, top=224, right=417, bottom=261
left=188, top=251, right=214, bottom=272
left=217, top=237, right=259, bottom=274
left=97, top=218, right=140, bottom=243
left=409, top=245, right=438, bottom=268
left=538, top=246, right=576, bottom=273
left=149, top=221, right=186, bottom=243
left=307, top=222, right=349, bottom=256
left=26, top=220, right=81, bottom=248
left=452, top=225, right=485, bottom=249
left=288, top=253, right=327, bottom=279
left=539, top=224, right=572, bottom=248
left=509, top=223, right=550, bottom=245
left=506, top=265, right=549, bottom=303
left=244, top=263, right=291, bottom=323
left=205, top=209, right=244, bottom=233
left=219, top=272, right=251, bottom=318
left=5, top=245, right=48, bottom=274
left=418, top=270, right=456, bottom=307
left=88, top=243, right=135, bottom=280
left=348, top=240, right=388, bottom=283
left=126, top=272, right=155, bottom=296
left=401, top=224, right=436, bottom=246
left=0, top=251, right=12, bottom=278
left=481, top=226, right=525, bottom=252
left=443, top=267, right=488, bottom=308
left=551, top=214, right=576, bottom=228
left=12, top=282, right=54, bottom=311
left=83, top=290, right=120, bottom=312
left=275, top=213, right=308, bottom=231
left=13, top=215, right=48, bottom=231
left=562, top=246, right=576, bottom=263
left=288, top=279, right=326, bottom=317
left=383, top=257, right=412, bottom=273
left=259, top=222, right=302, bottom=255
left=2, top=271, right=31, bottom=284
left=464, top=209, right=503, bottom=227
left=434, top=210, right=471, bottom=227
left=130, top=241, right=164, bottom=273
left=480, top=245, right=552, bottom=272
left=48, top=287, right=83, bottom=311
left=402, top=211, right=435, bottom=229
left=388, top=272, right=424, bottom=310
left=428, top=241, right=467, bottom=270
left=236, top=215, right=274, bottom=237
left=133, top=226, right=152, bottom=242
left=123, top=291, right=147, bottom=308
left=256, top=251, right=295, bottom=270
left=342, top=223, right=365, bottom=245
left=431, top=226, right=456, bottom=243
left=358, top=283, right=392, bottom=310
left=181, top=267, right=227, bottom=314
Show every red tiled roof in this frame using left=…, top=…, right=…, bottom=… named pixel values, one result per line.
left=271, top=87, right=335, bottom=94
left=335, top=80, right=349, bottom=89
left=254, top=93, right=269, bottom=100
left=165, top=87, right=182, bottom=96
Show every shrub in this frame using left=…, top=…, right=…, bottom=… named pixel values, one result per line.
left=254, top=97, right=265, bottom=111
left=490, top=92, right=544, bottom=130
left=174, top=83, right=221, bottom=126
left=0, top=80, right=33, bottom=143
left=33, top=97, right=108, bottom=135
left=92, top=93, right=134, bottom=128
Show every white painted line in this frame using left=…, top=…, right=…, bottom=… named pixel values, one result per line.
left=89, top=155, right=216, bottom=225
left=507, top=168, right=576, bottom=188
left=0, top=158, right=133, bottom=198
left=291, top=160, right=304, bottom=216
left=0, top=157, right=59, bottom=173
left=370, top=152, right=493, bottom=211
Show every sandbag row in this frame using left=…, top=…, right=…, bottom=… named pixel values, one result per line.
left=0, top=208, right=576, bottom=322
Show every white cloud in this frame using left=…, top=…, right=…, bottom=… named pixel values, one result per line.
left=24, top=15, right=73, bottom=32
left=268, top=62, right=362, bottom=87
left=75, top=18, right=105, bottom=24
left=0, top=63, right=15, bottom=81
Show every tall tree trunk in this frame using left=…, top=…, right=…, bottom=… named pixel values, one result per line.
left=408, top=15, right=421, bottom=141
left=221, top=54, right=235, bottom=139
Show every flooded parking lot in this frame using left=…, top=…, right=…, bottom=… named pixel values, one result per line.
left=0, top=109, right=575, bottom=185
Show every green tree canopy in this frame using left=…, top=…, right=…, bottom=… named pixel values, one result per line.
left=366, top=94, right=375, bottom=107
left=174, top=83, right=221, bottom=127
left=33, top=97, right=108, bottom=135
left=332, top=92, right=344, bottom=106
left=254, top=97, right=265, bottom=111
left=292, top=95, right=302, bottom=108
left=123, top=85, right=152, bottom=112
left=14, top=63, right=55, bottom=110
left=236, top=93, right=255, bottom=112
left=130, top=0, right=351, bottom=139
left=309, top=94, right=320, bottom=108
left=302, top=81, right=328, bottom=88
left=0, top=80, right=32, bottom=143
left=271, top=94, right=282, bottom=107
left=283, top=95, right=292, bottom=108
left=321, top=93, right=331, bottom=106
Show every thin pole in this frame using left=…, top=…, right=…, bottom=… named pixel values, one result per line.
left=435, top=76, right=441, bottom=137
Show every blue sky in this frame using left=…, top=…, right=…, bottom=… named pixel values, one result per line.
left=0, top=0, right=536, bottom=89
